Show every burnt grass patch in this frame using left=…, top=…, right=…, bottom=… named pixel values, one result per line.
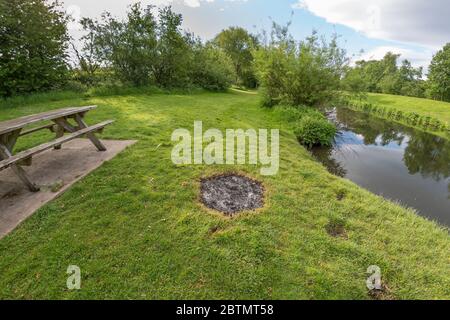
left=200, top=174, right=264, bottom=216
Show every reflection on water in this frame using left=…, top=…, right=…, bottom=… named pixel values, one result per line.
left=312, top=107, right=450, bottom=226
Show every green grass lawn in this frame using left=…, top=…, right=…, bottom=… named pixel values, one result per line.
left=0, top=90, right=449, bottom=299
left=367, top=93, right=450, bottom=126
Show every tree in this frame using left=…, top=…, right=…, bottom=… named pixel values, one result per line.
left=71, top=18, right=103, bottom=86
left=345, top=52, right=424, bottom=98
left=357, top=52, right=399, bottom=93
left=76, top=5, right=235, bottom=90
left=88, top=3, right=158, bottom=86
left=214, top=27, right=259, bottom=88
left=397, top=59, right=425, bottom=97
left=153, top=6, right=191, bottom=88
left=190, top=41, right=236, bottom=91
left=0, top=0, right=69, bottom=96
left=341, top=67, right=367, bottom=100
left=254, top=27, right=348, bottom=107
left=427, top=43, right=450, bottom=102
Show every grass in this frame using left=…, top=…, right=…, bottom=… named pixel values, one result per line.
left=0, top=90, right=449, bottom=299
left=367, top=93, right=450, bottom=126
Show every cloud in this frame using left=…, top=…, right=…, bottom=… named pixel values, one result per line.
left=292, top=0, right=450, bottom=48
left=152, top=0, right=244, bottom=8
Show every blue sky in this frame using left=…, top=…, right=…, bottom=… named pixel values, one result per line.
left=64, top=0, right=450, bottom=72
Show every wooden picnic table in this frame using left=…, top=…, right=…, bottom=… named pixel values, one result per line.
left=0, top=106, right=113, bottom=192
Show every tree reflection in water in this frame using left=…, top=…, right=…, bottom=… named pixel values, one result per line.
left=312, top=107, right=450, bottom=192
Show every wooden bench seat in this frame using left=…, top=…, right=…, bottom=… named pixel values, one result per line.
left=0, top=120, right=113, bottom=171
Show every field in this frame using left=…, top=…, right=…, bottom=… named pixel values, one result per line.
left=368, top=93, right=450, bottom=127
left=0, top=90, right=449, bottom=299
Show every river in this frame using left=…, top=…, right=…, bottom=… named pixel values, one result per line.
left=311, top=107, right=450, bottom=227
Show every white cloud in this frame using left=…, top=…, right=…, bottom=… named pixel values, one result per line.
left=292, top=0, right=450, bottom=48
left=152, top=0, right=244, bottom=8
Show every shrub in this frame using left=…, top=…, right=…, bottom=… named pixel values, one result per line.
left=274, top=105, right=325, bottom=124
left=253, top=28, right=348, bottom=107
left=213, top=27, right=259, bottom=88
left=190, top=45, right=236, bottom=91
left=406, top=113, right=420, bottom=126
left=423, top=116, right=432, bottom=128
left=75, top=5, right=235, bottom=91
left=395, top=110, right=404, bottom=120
left=294, top=116, right=336, bottom=148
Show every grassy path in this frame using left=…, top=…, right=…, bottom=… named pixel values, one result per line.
left=0, top=91, right=449, bottom=299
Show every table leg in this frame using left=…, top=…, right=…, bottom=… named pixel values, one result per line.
left=54, top=123, right=65, bottom=150
left=0, top=130, right=20, bottom=153
left=0, top=142, right=39, bottom=192
left=74, top=114, right=107, bottom=151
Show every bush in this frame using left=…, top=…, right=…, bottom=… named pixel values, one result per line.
left=86, top=3, right=158, bottom=87
left=254, top=28, right=347, bottom=107
left=213, top=27, right=259, bottom=88
left=294, top=116, right=336, bottom=148
left=191, top=45, right=236, bottom=91
left=74, top=5, right=235, bottom=91
left=274, top=105, right=324, bottom=123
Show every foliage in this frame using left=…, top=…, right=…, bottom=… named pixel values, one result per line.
left=341, top=66, right=367, bottom=101
left=190, top=43, right=236, bottom=91
left=274, top=104, right=338, bottom=148
left=294, top=114, right=337, bottom=147
left=153, top=6, right=191, bottom=88
left=427, top=43, right=450, bottom=102
left=214, top=27, right=259, bottom=88
left=0, top=0, right=69, bottom=96
left=71, top=18, right=105, bottom=86
left=274, top=104, right=323, bottom=123
left=74, top=5, right=235, bottom=91
left=83, top=3, right=158, bottom=86
left=254, top=25, right=348, bottom=107
left=343, top=52, right=425, bottom=98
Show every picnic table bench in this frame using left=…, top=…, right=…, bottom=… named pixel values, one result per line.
left=0, top=106, right=113, bottom=192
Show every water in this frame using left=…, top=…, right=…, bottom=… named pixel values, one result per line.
left=311, top=107, right=450, bottom=227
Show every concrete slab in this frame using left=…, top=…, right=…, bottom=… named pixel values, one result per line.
left=0, top=139, right=137, bottom=238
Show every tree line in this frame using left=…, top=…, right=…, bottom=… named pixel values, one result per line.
left=1, top=0, right=449, bottom=104
left=0, top=1, right=256, bottom=97
left=342, top=49, right=450, bottom=102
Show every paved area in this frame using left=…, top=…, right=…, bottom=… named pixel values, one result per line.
left=0, top=139, right=136, bottom=238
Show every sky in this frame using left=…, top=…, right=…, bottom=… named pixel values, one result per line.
left=63, top=0, right=450, bottom=73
